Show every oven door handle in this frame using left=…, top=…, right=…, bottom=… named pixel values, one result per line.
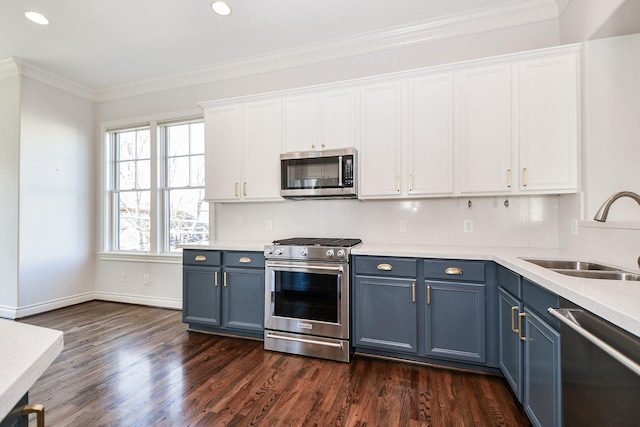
left=267, top=263, right=344, bottom=273
left=266, top=332, right=344, bottom=348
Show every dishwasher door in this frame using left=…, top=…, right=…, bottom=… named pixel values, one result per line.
left=549, top=301, right=640, bottom=427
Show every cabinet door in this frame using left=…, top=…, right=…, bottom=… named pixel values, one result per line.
left=359, top=81, right=403, bottom=198
left=183, top=266, right=221, bottom=326
left=407, top=74, right=454, bottom=196
left=284, top=94, right=317, bottom=152
left=222, top=267, right=265, bottom=333
left=458, top=64, right=513, bottom=194
left=424, top=281, right=486, bottom=363
left=498, top=288, right=523, bottom=399
left=518, top=53, right=578, bottom=192
left=242, top=98, right=283, bottom=201
left=354, top=276, right=418, bottom=354
left=523, top=308, right=561, bottom=427
left=320, top=88, right=356, bottom=150
left=204, top=105, right=242, bottom=201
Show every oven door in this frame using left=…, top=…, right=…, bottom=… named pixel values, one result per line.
left=265, top=260, right=349, bottom=339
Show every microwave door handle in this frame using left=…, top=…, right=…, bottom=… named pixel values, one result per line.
left=338, top=155, right=343, bottom=187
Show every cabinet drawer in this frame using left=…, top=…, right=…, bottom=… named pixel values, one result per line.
left=522, top=278, right=559, bottom=328
left=354, top=256, right=417, bottom=278
left=183, top=250, right=222, bottom=266
left=498, top=265, right=521, bottom=297
left=424, top=260, right=485, bottom=282
left=224, top=251, right=265, bottom=268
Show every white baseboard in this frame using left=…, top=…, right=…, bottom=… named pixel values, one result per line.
left=94, top=292, right=182, bottom=310
left=0, top=305, right=18, bottom=319
left=12, top=292, right=96, bottom=319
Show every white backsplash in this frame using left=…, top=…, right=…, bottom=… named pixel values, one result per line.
left=214, top=195, right=560, bottom=248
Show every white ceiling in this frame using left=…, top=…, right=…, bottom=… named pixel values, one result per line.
left=1, top=0, right=555, bottom=91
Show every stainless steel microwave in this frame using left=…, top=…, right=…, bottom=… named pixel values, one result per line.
left=280, top=148, right=357, bottom=199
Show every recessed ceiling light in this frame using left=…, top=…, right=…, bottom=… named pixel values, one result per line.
left=25, top=11, right=49, bottom=25
left=211, top=1, right=231, bottom=16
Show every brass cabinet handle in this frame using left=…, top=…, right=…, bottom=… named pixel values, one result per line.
left=522, top=168, right=528, bottom=187
left=239, top=257, right=252, bottom=263
left=195, top=255, right=207, bottom=262
left=223, top=271, right=228, bottom=287
left=243, top=182, right=247, bottom=197
left=511, top=306, right=519, bottom=333
left=445, top=267, right=463, bottom=275
left=518, top=312, right=527, bottom=341
left=411, top=283, right=416, bottom=303
left=376, top=263, right=393, bottom=271
left=507, top=168, right=512, bottom=188
left=234, top=182, right=239, bottom=197
left=427, top=285, right=431, bottom=305
left=21, top=404, right=45, bottom=427
left=214, top=271, right=219, bottom=287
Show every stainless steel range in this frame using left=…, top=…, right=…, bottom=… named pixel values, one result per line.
left=264, top=238, right=362, bottom=362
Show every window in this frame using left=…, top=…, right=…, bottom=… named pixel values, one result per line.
left=107, top=118, right=208, bottom=254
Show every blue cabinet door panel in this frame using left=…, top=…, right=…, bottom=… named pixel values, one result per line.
left=498, top=287, right=523, bottom=399
left=183, top=267, right=221, bottom=326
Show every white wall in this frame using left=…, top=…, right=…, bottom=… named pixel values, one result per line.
left=559, top=0, right=628, bottom=43
left=0, top=72, right=20, bottom=314
left=17, top=77, right=96, bottom=314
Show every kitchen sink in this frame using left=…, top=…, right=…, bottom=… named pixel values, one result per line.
left=521, top=258, right=640, bottom=281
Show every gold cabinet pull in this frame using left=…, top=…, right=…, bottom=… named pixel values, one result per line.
left=239, top=257, right=252, bottom=263
left=195, top=255, right=207, bottom=262
left=243, top=182, right=247, bottom=197
left=518, top=312, right=527, bottom=341
left=411, top=283, right=416, bottom=303
left=223, top=271, right=228, bottom=287
left=214, top=271, right=219, bottom=287
left=427, top=285, right=431, bottom=305
left=376, top=263, right=393, bottom=271
left=445, top=267, right=463, bottom=275
left=511, top=306, right=519, bottom=333
left=507, top=168, right=512, bottom=188
left=21, top=404, right=45, bottom=427
left=234, top=182, right=239, bottom=197
left=522, top=168, right=528, bottom=187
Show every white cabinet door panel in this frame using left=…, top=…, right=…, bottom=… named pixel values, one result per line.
left=204, top=105, right=242, bottom=201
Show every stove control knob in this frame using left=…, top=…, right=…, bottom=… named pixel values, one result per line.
left=274, top=248, right=283, bottom=255
left=325, top=249, right=334, bottom=258
left=300, top=248, right=308, bottom=257
left=264, top=247, right=273, bottom=256
left=336, top=249, right=346, bottom=258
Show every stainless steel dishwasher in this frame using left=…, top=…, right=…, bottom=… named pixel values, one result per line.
left=549, top=300, right=640, bottom=427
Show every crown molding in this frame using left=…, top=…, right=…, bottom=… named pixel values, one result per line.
left=0, top=58, right=20, bottom=80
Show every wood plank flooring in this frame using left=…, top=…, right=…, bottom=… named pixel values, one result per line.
left=19, top=301, right=530, bottom=426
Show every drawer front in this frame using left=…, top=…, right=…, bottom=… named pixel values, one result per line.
left=224, top=251, right=265, bottom=268
left=424, top=260, right=485, bottom=282
left=498, top=265, right=521, bottom=297
left=183, top=250, right=222, bottom=266
left=522, top=278, right=559, bottom=328
left=354, top=256, right=417, bottom=278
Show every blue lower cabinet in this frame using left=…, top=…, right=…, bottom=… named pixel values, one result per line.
left=498, top=287, right=523, bottom=399
left=223, top=268, right=265, bottom=333
left=353, top=276, right=418, bottom=354
left=183, top=266, right=222, bottom=327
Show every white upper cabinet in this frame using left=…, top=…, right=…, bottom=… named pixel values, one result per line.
left=283, top=88, right=356, bottom=152
left=457, top=64, right=513, bottom=195
left=203, top=98, right=283, bottom=202
left=517, top=53, right=578, bottom=193
left=359, top=81, right=403, bottom=198
left=407, top=74, right=454, bottom=196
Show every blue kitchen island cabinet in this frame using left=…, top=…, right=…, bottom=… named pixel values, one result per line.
left=353, top=257, right=419, bottom=354
left=423, top=260, right=487, bottom=364
left=183, top=249, right=264, bottom=338
left=498, top=266, right=561, bottom=427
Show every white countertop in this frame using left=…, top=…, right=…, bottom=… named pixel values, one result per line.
left=353, top=244, right=640, bottom=338
left=0, top=320, right=63, bottom=420
left=181, top=240, right=266, bottom=252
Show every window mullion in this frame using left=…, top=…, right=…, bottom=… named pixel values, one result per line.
left=149, top=121, right=161, bottom=254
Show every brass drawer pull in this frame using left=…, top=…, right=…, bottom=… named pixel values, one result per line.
left=377, top=263, right=393, bottom=271
left=519, top=313, right=527, bottom=341
left=511, top=306, right=519, bottom=333
left=411, top=283, right=416, bottom=303
left=223, top=271, right=228, bottom=287
left=445, top=267, right=463, bottom=275
left=195, top=255, right=207, bottom=262
left=239, top=257, right=252, bottom=263
left=21, top=404, right=45, bottom=427
left=214, top=271, right=219, bottom=287
left=427, top=285, right=431, bottom=305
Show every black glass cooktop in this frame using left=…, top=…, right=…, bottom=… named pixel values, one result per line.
left=272, top=238, right=362, bottom=247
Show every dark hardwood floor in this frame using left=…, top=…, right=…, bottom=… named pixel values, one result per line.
left=19, top=301, right=530, bottom=426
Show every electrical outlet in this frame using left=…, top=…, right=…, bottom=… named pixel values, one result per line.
left=266, top=220, right=273, bottom=230
left=571, top=219, right=578, bottom=235
left=120, top=273, right=126, bottom=282
left=464, top=220, right=474, bottom=233
left=399, top=220, right=408, bottom=233
left=144, top=274, right=150, bottom=285
left=236, top=216, right=243, bottom=225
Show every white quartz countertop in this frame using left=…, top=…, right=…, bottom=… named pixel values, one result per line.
left=181, top=240, right=266, bottom=252
left=0, top=320, right=63, bottom=420
left=353, top=244, right=640, bottom=338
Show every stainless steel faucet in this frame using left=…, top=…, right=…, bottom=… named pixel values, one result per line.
left=593, top=191, right=640, bottom=222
